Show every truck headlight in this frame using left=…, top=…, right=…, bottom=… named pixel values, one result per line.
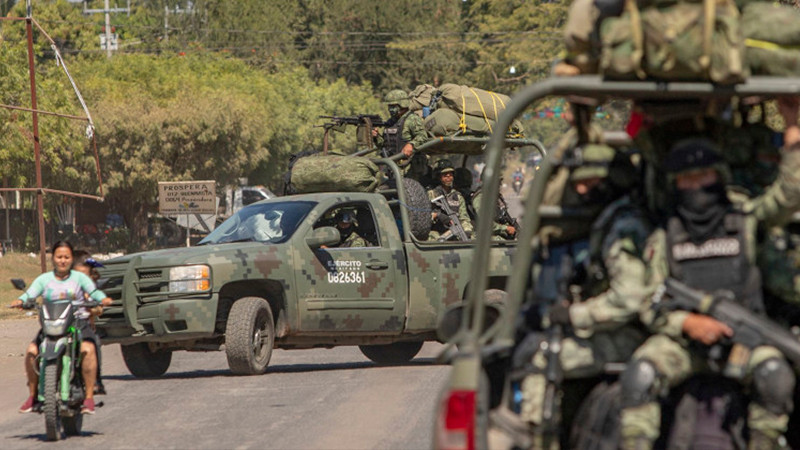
left=169, top=265, right=211, bottom=293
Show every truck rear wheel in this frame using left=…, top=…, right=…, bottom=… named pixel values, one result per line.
left=121, top=343, right=172, bottom=378
left=225, top=297, right=275, bottom=375
left=359, top=341, right=423, bottom=365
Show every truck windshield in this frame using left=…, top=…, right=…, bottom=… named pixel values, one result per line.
left=198, top=201, right=316, bottom=245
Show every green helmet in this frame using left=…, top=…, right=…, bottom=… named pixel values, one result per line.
left=432, top=158, right=455, bottom=178
left=384, top=89, right=410, bottom=109
left=569, top=144, right=616, bottom=181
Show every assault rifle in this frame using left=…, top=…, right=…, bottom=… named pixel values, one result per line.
left=319, top=114, right=388, bottom=129
left=496, top=195, right=520, bottom=234
left=431, top=195, right=469, bottom=242
left=655, top=278, right=800, bottom=372
left=541, top=252, right=570, bottom=433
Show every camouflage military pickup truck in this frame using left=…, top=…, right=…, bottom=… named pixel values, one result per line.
left=94, top=150, right=533, bottom=377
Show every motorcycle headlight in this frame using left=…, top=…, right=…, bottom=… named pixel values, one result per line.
left=169, top=265, right=211, bottom=293
left=43, top=319, right=67, bottom=337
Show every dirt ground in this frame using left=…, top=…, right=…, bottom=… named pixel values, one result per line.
left=0, top=318, right=42, bottom=423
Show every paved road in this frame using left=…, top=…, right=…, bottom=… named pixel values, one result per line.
left=0, top=319, right=449, bottom=449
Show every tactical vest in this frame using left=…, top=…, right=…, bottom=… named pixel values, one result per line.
left=666, top=212, right=764, bottom=313
left=383, top=113, right=409, bottom=156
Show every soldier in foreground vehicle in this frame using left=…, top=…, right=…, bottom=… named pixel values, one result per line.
left=427, top=159, right=473, bottom=241
left=619, top=98, right=800, bottom=450
left=515, top=143, right=650, bottom=446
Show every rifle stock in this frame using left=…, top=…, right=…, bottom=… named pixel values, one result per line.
left=659, top=278, right=800, bottom=369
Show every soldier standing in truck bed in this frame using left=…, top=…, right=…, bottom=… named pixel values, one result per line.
left=373, top=89, right=429, bottom=162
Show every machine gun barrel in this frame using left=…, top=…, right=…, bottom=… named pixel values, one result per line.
left=660, top=278, right=800, bottom=369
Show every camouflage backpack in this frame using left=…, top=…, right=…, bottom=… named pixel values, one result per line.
left=742, top=2, right=800, bottom=76
left=600, top=0, right=747, bottom=84
left=290, top=154, right=384, bottom=194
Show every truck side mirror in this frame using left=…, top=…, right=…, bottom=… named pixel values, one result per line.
left=306, top=226, right=341, bottom=248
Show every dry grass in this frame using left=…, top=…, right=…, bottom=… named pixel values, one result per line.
left=0, top=253, right=49, bottom=320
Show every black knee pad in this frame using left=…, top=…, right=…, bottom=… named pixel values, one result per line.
left=621, top=359, right=659, bottom=408
left=511, top=332, right=546, bottom=374
left=753, top=357, right=795, bottom=416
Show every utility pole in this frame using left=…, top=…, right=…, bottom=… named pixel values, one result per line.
left=83, top=0, right=130, bottom=58
left=25, top=0, right=47, bottom=271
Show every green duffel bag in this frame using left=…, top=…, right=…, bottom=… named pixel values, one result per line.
left=408, top=84, right=436, bottom=112
left=438, top=84, right=512, bottom=122
left=742, top=2, right=800, bottom=76
left=423, top=108, right=525, bottom=137
left=291, top=154, right=383, bottom=193
left=601, top=0, right=746, bottom=83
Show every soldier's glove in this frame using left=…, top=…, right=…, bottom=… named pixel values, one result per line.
left=435, top=213, right=450, bottom=227
left=548, top=302, right=571, bottom=326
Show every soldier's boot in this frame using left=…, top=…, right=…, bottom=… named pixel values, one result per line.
left=748, top=358, right=794, bottom=450
left=619, top=359, right=661, bottom=450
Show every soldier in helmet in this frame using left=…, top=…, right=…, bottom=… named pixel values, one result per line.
left=427, top=159, right=473, bottom=241
left=373, top=89, right=429, bottom=160
left=472, top=168, right=517, bottom=240
left=514, top=143, right=650, bottom=446
left=620, top=97, right=800, bottom=450
left=330, top=210, right=367, bottom=248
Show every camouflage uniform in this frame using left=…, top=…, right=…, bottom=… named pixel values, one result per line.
left=376, top=90, right=429, bottom=167
left=472, top=187, right=516, bottom=240
left=620, top=139, right=800, bottom=449
left=336, top=230, right=367, bottom=248
left=427, top=185, right=473, bottom=241
left=517, top=144, right=650, bottom=434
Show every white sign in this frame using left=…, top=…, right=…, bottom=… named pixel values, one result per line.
left=99, top=33, right=118, bottom=50
left=158, top=181, right=216, bottom=215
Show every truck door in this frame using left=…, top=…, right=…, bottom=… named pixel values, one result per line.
left=295, top=200, right=407, bottom=333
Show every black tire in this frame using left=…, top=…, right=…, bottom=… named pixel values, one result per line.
left=121, top=343, right=172, bottom=378
left=62, top=410, right=83, bottom=436
left=390, top=177, right=431, bottom=240
left=359, top=341, right=423, bottom=365
left=225, top=297, right=275, bottom=375
left=43, top=362, right=62, bottom=442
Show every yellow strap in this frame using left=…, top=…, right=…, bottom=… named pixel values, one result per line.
left=745, top=38, right=800, bottom=51
left=468, top=87, right=493, bottom=134
left=459, top=94, right=467, bottom=133
left=625, top=0, right=646, bottom=80
left=700, top=0, right=715, bottom=71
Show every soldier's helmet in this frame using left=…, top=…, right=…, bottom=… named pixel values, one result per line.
left=384, top=89, right=410, bottom=109
left=570, top=143, right=638, bottom=190
left=335, top=210, right=356, bottom=224
left=433, top=158, right=456, bottom=179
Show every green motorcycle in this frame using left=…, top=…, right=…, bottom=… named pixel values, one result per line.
left=13, top=279, right=101, bottom=441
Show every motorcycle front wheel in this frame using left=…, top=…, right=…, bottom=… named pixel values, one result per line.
left=42, top=361, right=62, bottom=441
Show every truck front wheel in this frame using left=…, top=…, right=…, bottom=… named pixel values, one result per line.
left=225, top=297, right=275, bottom=375
left=121, top=343, right=172, bottom=378
left=359, top=341, right=423, bottom=365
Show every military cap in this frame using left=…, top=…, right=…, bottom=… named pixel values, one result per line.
left=663, top=138, right=722, bottom=173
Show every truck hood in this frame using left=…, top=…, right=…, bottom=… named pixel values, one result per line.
left=104, top=242, right=285, bottom=268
